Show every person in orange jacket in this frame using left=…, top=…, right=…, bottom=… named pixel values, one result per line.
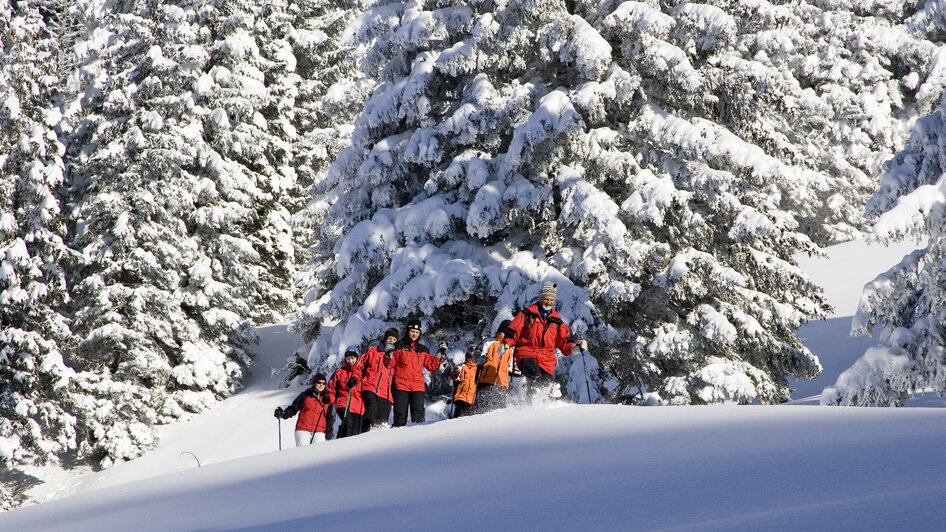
left=475, top=319, right=516, bottom=412
left=391, top=318, right=446, bottom=427
left=328, top=348, right=364, bottom=438
left=358, top=329, right=398, bottom=432
left=451, top=351, right=479, bottom=418
left=508, top=282, right=586, bottom=396
left=274, top=373, right=333, bottom=446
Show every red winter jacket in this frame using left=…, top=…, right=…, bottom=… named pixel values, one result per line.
left=509, top=303, right=576, bottom=376
left=358, top=346, right=395, bottom=402
left=284, top=389, right=332, bottom=433
left=392, top=339, right=445, bottom=392
left=328, top=363, right=365, bottom=416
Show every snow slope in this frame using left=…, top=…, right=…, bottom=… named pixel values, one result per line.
left=3, top=237, right=944, bottom=531
left=4, top=405, right=946, bottom=531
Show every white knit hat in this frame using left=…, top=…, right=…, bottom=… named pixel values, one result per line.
left=540, top=282, right=557, bottom=298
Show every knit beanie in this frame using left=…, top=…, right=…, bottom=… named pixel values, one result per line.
left=540, top=282, right=557, bottom=298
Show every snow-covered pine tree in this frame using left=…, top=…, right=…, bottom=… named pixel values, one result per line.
left=289, top=0, right=375, bottom=360
left=0, top=0, right=78, bottom=507
left=290, top=0, right=841, bottom=404
left=297, top=0, right=942, bottom=404
left=820, top=0, right=946, bottom=404
left=293, top=0, right=587, bottom=371
left=62, top=0, right=252, bottom=466
left=577, top=0, right=940, bottom=403
left=586, top=0, right=939, bottom=246
left=196, top=0, right=300, bottom=323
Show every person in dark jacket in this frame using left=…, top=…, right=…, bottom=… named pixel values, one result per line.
left=328, top=348, right=364, bottom=438
left=509, top=282, right=586, bottom=397
left=358, top=328, right=398, bottom=432
left=275, top=373, right=333, bottom=446
left=391, top=318, right=446, bottom=427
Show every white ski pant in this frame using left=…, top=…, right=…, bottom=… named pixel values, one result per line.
left=294, top=431, right=326, bottom=446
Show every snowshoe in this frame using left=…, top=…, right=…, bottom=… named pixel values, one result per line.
left=547, top=382, right=562, bottom=399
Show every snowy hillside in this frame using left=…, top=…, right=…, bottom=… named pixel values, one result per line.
left=9, top=0, right=946, bottom=498
left=2, top=237, right=944, bottom=530
left=4, top=404, right=946, bottom=531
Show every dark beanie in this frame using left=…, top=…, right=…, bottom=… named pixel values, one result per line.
left=406, top=318, right=422, bottom=332
left=496, top=319, right=515, bottom=337
left=312, top=373, right=327, bottom=384
left=383, top=327, right=400, bottom=340
left=344, top=347, right=359, bottom=358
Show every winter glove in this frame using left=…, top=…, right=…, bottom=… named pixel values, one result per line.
left=579, top=339, right=588, bottom=351
left=384, top=341, right=395, bottom=358
left=320, top=391, right=330, bottom=403
left=450, top=368, right=460, bottom=380
left=346, top=377, right=358, bottom=389
left=274, top=407, right=283, bottom=418
left=438, top=340, right=448, bottom=355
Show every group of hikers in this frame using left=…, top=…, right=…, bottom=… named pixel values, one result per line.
left=275, top=282, right=588, bottom=447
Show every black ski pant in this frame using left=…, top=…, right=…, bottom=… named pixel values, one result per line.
left=518, top=357, right=554, bottom=396
left=452, top=400, right=473, bottom=418
left=361, top=390, right=392, bottom=432
left=392, top=388, right=425, bottom=427
left=337, top=410, right=363, bottom=439
left=474, top=383, right=507, bottom=413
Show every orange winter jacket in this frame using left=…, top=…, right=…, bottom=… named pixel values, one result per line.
left=478, top=339, right=514, bottom=388
left=509, top=304, right=576, bottom=376
left=453, top=361, right=478, bottom=404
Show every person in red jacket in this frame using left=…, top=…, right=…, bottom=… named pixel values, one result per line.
left=391, top=318, right=446, bottom=427
left=328, top=348, right=364, bottom=438
left=274, top=373, right=333, bottom=446
left=509, top=282, right=586, bottom=396
left=358, top=329, right=398, bottom=432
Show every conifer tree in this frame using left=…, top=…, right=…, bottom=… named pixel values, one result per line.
left=290, top=0, right=375, bottom=351
left=0, top=0, right=77, bottom=507
left=294, top=0, right=943, bottom=404
left=817, top=1, right=946, bottom=406
left=63, top=0, right=251, bottom=466
left=822, top=48, right=946, bottom=405
left=197, top=0, right=299, bottom=323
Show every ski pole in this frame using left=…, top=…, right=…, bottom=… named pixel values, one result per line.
left=311, top=406, right=325, bottom=444
left=277, top=417, right=282, bottom=451
left=343, top=388, right=353, bottom=419
left=580, top=349, right=592, bottom=404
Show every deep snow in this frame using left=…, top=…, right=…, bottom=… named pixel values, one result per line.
left=3, top=237, right=944, bottom=531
